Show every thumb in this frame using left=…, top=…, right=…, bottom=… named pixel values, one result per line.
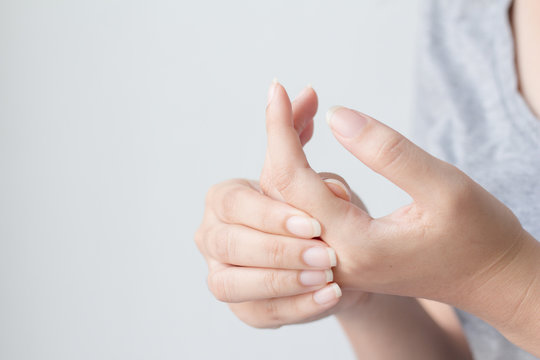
left=260, top=80, right=348, bottom=230
left=326, top=106, right=450, bottom=202
left=260, top=83, right=317, bottom=201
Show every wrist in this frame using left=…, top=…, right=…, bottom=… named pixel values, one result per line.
left=336, top=294, right=471, bottom=359
left=460, top=229, right=540, bottom=352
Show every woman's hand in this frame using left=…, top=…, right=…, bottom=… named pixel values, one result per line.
left=194, top=86, right=370, bottom=328
left=262, top=81, right=540, bottom=353
left=195, top=175, right=371, bottom=328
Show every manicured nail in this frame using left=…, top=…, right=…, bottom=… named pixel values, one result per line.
left=286, top=216, right=321, bottom=238
left=303, top=247, right=337, bottom=268
left=326, top=106, right=368, bottom=138
left=266, top=77, right=279, bottom=107
left=299, top=270, right=333, bottom=286
left=323, top=178, right=351, bottom=201
left=313, top=283, right=342, bottom=305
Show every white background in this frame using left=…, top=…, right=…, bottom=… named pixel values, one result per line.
left=1, top=1, right=420, bottom=359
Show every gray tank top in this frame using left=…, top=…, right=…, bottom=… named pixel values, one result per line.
left=412, top=0, right=539, bottom=359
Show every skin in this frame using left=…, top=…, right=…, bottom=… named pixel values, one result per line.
left=196, top=88, right=368, bottom=326
left=512, top=0, right=540, bottom=118
left=196, top=2, right=540, bottom=358
left=196, top=86, right=473, bottom=359
left=263, top=82, right=540, bottom=354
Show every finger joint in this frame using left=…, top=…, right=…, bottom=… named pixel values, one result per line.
left=208, top=271, right=233, bottom=303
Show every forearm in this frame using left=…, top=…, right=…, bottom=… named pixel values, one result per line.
left=459, top=230, right=540, bottom=357
left=336, top=294, right=472, bottom=360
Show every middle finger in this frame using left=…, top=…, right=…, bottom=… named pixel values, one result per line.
left=207, top=223, right=336, bottom=270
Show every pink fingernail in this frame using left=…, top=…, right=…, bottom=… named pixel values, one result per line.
left=326, top=106, right=368, bottom=138
left=286, top=216, right=321, bottom=238
left=299, top=270, right=333, bottom=286
left=302, top=247, right=337, bottom=268
left=266, top=77, right=279, bottom=107
left=313, top=283, right=342, bottom=305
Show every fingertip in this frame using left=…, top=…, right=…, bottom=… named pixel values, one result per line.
left=266, top=80, right=292, bottom=117
left=327, top=248, right=337, bottom=267
left=326, top=106, right=368, bottom=139
left=303, top=83, right=318, bottom=103
left=306, top=84, right=318, bottom=110
left=266, top=78, right=279, bottom=107
left=295, top=83, right=314, bottom=101
left=313, top=283, right=342, bottom=306
left=286, top=215, right=321, bottom=238
left=326, top=105, right=344, bottom=126
left=331, top=282, right=343, bottom=298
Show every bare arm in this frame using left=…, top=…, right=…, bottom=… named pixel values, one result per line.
left=337, top=296, right=472, bottom=360
left=263, top=82, right=540, bottom=356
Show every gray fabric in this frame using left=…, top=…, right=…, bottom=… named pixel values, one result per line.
left=412, top=0, right=540, bottom=359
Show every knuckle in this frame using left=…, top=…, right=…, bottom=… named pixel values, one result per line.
left=193, top=227, right=205, bottom=251
left=262, top=299, right=281, bottom=325
left=207, top=271, right=233, bottom=303
left=263, top=271, right=282, bottom=298
left=219, top=186, right=242, bottom=223
left=206, top=180, right=250, bottom=224
left=440, top=166, right=475, bottom=213
left=259, top=165, right=272, bottom=189
left=288, top=296, right=303, bottom=319
left=212, top=225, right=235, bottom=263
left=452, top=172, right=475, bottom=203
left=271, top=165, right=297, bottom=195
left=236, top=305, right=282, bottom=329
left=267, top=239, right=287, bottom=268
left=373, top=134, right=408, bottom=174
left=205, top=183, right=221, bottom=208
left=258, top=209, right=273, bottom=232
left=259, top=169, right=273, bottom=195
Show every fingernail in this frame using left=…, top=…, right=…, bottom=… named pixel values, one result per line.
left=303, top=247, right=337, bottom=268
left=299, top=269, right=333, bottom=286
left=286, top=216, right=321, bottom=238
left=266, top=77, right=279, bottom=107
left=313, top=283, right=342, bottom=305
left=326, top=106, right=368, bottom=138
left=323, top=178, right=351, bottom=201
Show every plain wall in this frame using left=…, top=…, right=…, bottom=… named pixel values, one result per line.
left=0, top=1, right=419, bottom=359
